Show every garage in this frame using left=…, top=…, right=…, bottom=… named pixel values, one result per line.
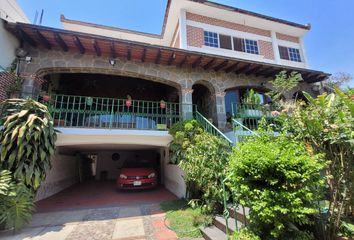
left=35, top=142, right=185, bottom=212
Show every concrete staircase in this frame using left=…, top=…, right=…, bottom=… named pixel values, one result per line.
left=200, top=206, right=249, bottom=240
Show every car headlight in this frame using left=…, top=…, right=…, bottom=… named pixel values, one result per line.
left=120, top=174, right=127, bottom=179
left=148, top=173, right=156, bottom=178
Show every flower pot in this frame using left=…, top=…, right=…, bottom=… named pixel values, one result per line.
left=42, top=95, right=50, bottom=102
left=244, top=109, right=263, bottom=117
left=126, top=100, right=132, bottom=107
left=160, top=102, right=166, bottom=109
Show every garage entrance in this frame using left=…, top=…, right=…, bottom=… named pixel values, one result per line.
left=35, top=144, right=181, bottom=212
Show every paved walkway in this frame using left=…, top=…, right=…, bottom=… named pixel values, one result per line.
left=0, top=203, right=183, bottom=240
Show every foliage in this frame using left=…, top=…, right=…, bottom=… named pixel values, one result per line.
left=5, top=75, right=23, bottom=97
left=160, top=199, right=212, bottom=238
left=0, top=98, right=57, bottom=191
left=229, top=130, right=326, bottom=239
left=0, top=170, right=35, bottom=230
left=169, top=120, right=231, bottom=213
left=279, top=88, right=354, bottom=239
left=326, top=72, right=353, bottom=89
left=231, top=228, right=261, bottom=240
left=268, top=71, right=303, bottom=102
left=243, top=89, right=261, bottom=105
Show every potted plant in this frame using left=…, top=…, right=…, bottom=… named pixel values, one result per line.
left=242, top=89, right=263, bottom=117
left=160, top=99, right=166, bottom=109
left=126, top=95, right=132, bottom=107
left=6, top=76, right=23, bottom=99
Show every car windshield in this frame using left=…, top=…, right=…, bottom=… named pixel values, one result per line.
left=122, top=159, right=153, bottom=168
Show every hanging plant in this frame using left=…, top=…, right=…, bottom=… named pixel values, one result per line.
left=126, top=95, right=132, bottom=107
left=0, top=99, right=57, bottom=191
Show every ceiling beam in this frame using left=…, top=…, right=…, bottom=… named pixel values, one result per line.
left=18, top=28, right=37, bottom=47
left=141, top=47, right=146, bottom=63
left=36, top=30, right=51, bottom=49
left=224, top=62, right=239, bottom=73
left=235, top=64, right=250, bottom=74
left=214, top=60, right=229, bottom=71
left=54, top=33, right=68, bottom=51
left=192, top=56, right=202, bottom=68
left=255, top=66, right=274, bottom=77
left=155, top=49, right=161, bottom=64
left=127, top=45, right=132, bottom=60
left=265, top=68, right=281, bottom=78
left=178, top=55, right=188, bottom=68
left=168, top=52, right=175, bottom=65
left=110, top=41, right=116, bottom=59
left=73, top=36, right=85, bottom=54
left=92, top=39, right=101, bottom=56
left=203, top=58, right=215, bottom=70
left=245, top=65, right=262, bottom=75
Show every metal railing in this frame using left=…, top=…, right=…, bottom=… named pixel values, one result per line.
left=231, top=103, right=279, bottom=131
left=42, top=94, right=192, bottom=130
left=195, top=111, right=233, bottom=145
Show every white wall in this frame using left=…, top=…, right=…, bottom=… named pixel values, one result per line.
left=0, top=0, right=29, bottom=70
left=35, top=151, right=78, bottom=201
left=163, top=148, right=186, bottom=198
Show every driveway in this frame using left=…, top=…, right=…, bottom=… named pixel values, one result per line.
left=0, top=203, right=179, bottom=240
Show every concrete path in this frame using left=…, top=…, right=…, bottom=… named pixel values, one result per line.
left=0, top=203, right=193, bottom=240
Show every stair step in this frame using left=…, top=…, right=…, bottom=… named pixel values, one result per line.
left=213, top=215, right=243, bottom=234
left=227, top=205, right=249, bottom=223
left=200, top=225, right=227, bottom=240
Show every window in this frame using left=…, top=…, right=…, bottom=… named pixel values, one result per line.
left=219, top=34, right=232, bottom=50
left=233, top=37, right=259, bottom=55
left=279, top=46, right=302, bottom=62
left=204, top=31, right=218, bottom=48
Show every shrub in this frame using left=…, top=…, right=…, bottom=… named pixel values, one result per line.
left=231, top=228, right=261, bottom=240
left=229, top=131, right=326, bottom=239
left=169, top=120, right=231, bottom=213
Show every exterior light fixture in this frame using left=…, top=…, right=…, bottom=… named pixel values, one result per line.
left=109, top=59, right=116, bottom=66
left=25, top=56, right=32, bottom=64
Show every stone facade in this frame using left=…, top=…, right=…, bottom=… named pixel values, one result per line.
left=18, top=46, right=316, bottom=129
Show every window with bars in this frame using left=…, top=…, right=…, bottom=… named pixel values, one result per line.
left=204, top=31, right=219, bottom=48
left=279, top=46, right=302, bottom=62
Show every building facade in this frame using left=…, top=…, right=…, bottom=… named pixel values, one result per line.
left=3, top=0, right=328, bottom=200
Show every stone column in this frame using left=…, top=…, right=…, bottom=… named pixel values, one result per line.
left=215, top=91, right=227, bottom=130
left=21, top=74, right=42, bottom=99
left=181, top=87, right=194, bottom=120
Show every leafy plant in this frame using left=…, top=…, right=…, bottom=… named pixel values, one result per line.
left=243, top=89, right=261, bottom=106
left=229, top=130, right=326, bottom=239
left=0, top=99, right=57, bottom=191
left=169, top=120, right=231, bottom=213
left=268, top=71, right=302, bottom=102
left=279, top=88, right=354, bottom=239
left=0, top=170, right=35, bottom=230
left=5, top=75, right=23, bottom=97
left=231, top=228, right=261, bottom=240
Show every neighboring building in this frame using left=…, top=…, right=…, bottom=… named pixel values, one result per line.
left=0, top=0, right=29, bottom=101
left=3, top=0, right=328, bottom=200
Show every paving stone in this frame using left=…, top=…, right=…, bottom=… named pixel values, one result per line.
left=28, top=209, right=89, bottom=227
left=66, top=220, right=115, bottom=240
left=112, top=218, right=145, bottom=239
left=83, top=207, right=120, bottom=221
left=29, top=224, right=76, bottom=240
left=118, top=206, right=141, bottom=218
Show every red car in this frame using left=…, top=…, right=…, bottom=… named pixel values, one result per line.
left=117, top=159, right=158, bottom=190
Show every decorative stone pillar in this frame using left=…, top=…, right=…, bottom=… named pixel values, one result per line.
left=181, top=87, right=194, bottom=120
left=215, top=91, right=227, bottom=130
left=20, top=74, right=42, bottom=99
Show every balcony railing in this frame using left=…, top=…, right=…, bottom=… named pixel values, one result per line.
left=231, top=103, right=279, bottom=131
left=43, top=94, right=193, bottom=130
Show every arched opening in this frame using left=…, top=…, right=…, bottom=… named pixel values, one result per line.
left=192, top=83, right=215, bottom=122
left=293, top=91, right=308, bottom=103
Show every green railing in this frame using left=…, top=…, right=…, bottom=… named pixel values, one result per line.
left=43, top=94, right=191, bottom=130
left=231, top=103, right=279, bottom=131
left=195, top=111, right=233, bottom=145
left=232, top=118, right=258, bottom=144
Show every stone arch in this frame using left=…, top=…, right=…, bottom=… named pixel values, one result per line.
left=192, top=80, right=218, bottom=124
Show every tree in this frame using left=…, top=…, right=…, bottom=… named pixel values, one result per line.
left=326, top=72, right=353, bottom=89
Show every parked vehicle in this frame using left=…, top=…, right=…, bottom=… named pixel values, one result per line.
left=117, top=159, right=157, bottom=190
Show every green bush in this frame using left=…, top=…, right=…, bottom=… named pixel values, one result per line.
left=231, top=228, right=261, bottom=240
left=169, top=120, right=231, bottom=213
left=229, top=131, right=326, bottom=239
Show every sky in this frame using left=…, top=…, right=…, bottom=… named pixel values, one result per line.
left=17, top=0, right=354, bottom=86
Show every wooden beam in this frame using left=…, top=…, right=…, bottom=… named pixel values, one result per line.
left=214, top=60, right=229, bottom=71
left=192, top=56, right=202, bottom=68
left=54, top=33, right=68, bottom=51
left=203, top=58, right=215, bottom=70
left=110, top=41, right=116, bottom=59
left=178, top=55, right=188, bottom=68
left=92, top=39, right=101, bottom=56
left=255, top=66, right=273, bottom=77
left=224, top=62, right=239, bottom=73
left=73, top=36, right=85, bottom=54
left=141, top=47, right=147, bottom=63
left=36, top=30, right=51, bottom=49
left=265, top=68, right=280, bottom=78
left=155, top=49, right=161, bottom=64
left=127, top=45, right=131, bottom=61
left=168, top=52, right=175, bottom=65
left=18, top=28, right=37, bottom=47
left=245, top=65, right=262, bottom=75
left=234, top=64, right=250, bottom=74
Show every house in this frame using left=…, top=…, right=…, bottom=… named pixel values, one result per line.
left=0, top=0, right=29, bottom=101
left=2, top=0, right=328, bottom=201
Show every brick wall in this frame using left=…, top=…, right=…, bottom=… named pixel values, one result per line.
left=186, top=12, right=271, bottom=37
left=259, top=40, right=275, bottom=60
left=276, top=33, right=300, bottom=43
left=186, top=25, right=204, bottom=48
left=0, top=72, right=16, bottom=102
